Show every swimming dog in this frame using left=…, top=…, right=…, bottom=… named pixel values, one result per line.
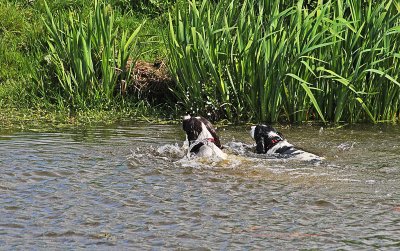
left=250, top=124, right=323, bottom=161
left=182, top=115, right=227, bottom=159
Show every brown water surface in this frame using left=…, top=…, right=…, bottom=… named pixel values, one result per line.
left=1, top=123, right=399, bottom=249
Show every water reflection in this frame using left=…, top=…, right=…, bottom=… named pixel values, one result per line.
left=0, top=124, right=399, bottom=249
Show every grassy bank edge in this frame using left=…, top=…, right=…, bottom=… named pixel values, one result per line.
left=0, top=105, right=181, bottom=131
left=2, top=105, right=390, bottom=132
left=1, top=0, right=399, bottom=126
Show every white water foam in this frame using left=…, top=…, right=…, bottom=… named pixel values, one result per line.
left=128, top=140, right=325, bottom=172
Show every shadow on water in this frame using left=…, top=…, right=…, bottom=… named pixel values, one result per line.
left=0, top=123, right=399, bottom=249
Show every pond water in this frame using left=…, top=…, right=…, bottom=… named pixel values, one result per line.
left=1, top=122, right=399, bottom=250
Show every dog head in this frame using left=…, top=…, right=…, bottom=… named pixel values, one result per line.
left=182, top=115, right=222, bottom=153
left=250, top=124, right=284, bottom=153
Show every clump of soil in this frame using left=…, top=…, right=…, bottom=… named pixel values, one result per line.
left=125, top=60, right=175, bottom=103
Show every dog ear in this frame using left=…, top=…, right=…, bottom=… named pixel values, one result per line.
left=182, top=117, right=202, bottom=143
left=198, top=117, right=222, bottom=149
left=182, top=116, right=191, bottom=132
left=255, top=136, right=266, bottom=153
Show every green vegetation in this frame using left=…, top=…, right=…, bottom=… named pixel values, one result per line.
left=0, top=0, right=169, bottom=126
left=112, top=0, right=176, bottom=16
left=167, top=0, right=400, bottom=123
left=38, top=0, right=143, bottom=110
left=1, top=0, right=400, bottom=126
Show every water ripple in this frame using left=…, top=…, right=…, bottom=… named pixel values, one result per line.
left=0, top=124, right=399, bottom=249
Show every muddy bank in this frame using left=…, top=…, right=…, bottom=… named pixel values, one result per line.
left=123, top=60, right=175, bottom=103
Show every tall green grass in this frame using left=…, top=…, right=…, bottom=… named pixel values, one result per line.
left=167, top=0, right=400, bottom=123
left=112, top=0, right=176, bottom=16
left=0, top=1, right=41, bottom=81
left=35, top=0, right=143, bottom=110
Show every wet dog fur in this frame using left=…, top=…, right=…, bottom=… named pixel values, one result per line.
left=250, top=124, right=323, bottom=161
left=182, top=115, right=226, bottom=159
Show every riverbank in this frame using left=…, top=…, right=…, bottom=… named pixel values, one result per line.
left=1, top=0, right=399, bottom=125
left=0, top=0, right=173, bottom=128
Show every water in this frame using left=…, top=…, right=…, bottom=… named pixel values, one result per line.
left=1, top=122, right=400, bottom=250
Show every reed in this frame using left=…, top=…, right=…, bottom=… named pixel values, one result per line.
left=166, top=0, right=400, bottom=123
left=37, top=0, right=143, bottom=110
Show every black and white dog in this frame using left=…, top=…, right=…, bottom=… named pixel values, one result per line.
left=250, top=124, right=323, bottom=161
left=182, top=115, right=227, bottom=159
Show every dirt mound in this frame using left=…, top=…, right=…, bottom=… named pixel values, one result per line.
left=124, top=60, right=175, bottom=103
